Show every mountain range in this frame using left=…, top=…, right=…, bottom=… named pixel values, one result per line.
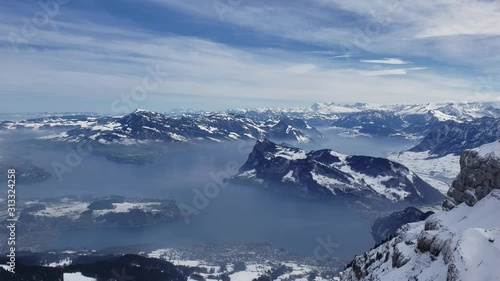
left=33, top=109, right=324, bottom=146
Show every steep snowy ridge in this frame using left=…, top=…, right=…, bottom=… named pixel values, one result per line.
left=339, top=144, right=500, bottom=281
left=235, top=139, right=444, bottom=204
left=339, top=191, right=500, bottom=281
left=341, top=191, right=500, bottom=281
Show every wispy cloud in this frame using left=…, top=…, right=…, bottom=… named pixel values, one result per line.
left=361, top=69, right=409, bottom=76
left=357, top=67, right=427, bottom=76
left=0, top=0, right=498, bottom=112
left=360, top=58, right=409, bottom=65
left=147, top=0, right=500, bottom=71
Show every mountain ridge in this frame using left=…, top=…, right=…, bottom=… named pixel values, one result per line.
left=235, top=139, right=444, bottom=205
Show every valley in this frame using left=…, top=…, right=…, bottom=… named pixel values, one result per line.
left=0, top=101, right=498, bottom=280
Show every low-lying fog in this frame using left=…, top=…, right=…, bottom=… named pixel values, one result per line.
left=0, top=128, right=417, bottom=260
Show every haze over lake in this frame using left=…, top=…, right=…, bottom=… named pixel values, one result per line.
left=2, top=131, right=415, bottom=260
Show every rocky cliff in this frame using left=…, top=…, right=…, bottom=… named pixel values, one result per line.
left=339, top=190, right=500, bottom=281
left=338, top=140, right=500, bottom=281
left=444, top=140, right=500, bottom=209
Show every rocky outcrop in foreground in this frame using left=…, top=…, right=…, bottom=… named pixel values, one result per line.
left=339, top=191, right=500, bottom=281
left=339, top=141, right=500, bottom=281
left=444, top=140, right=500, bottom=209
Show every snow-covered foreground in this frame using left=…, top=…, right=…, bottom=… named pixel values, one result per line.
left=339, top=190, right=500, bottom=281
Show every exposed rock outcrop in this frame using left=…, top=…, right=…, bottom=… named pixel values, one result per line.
left=339, top=191, right=500, bottom=281
left=444, top=141, right=500, bottom=209
left=339, top=141, right=500, bottom=281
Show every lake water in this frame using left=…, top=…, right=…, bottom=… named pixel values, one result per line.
left=2, top=131, right=416, bottom=260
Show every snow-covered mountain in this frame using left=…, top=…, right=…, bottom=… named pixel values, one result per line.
left=338, top=144, right=500, bottom=281
left=328, top=102, right=499, bottom=137
left=409, top=117, right=500, bottom=157
left=389, top=118, right=500, bottom=194
left=267, top=117, right=326, bottom=143
left=38, top=110, right=262, bottom=144
left=395, top=101, right=500, bottom=121
left=331, top=110, right=406, bottom=137
left=0, top=112, right=100, bottom=122
left=235, top=139, right=444, bottom=205
left=3, top=101, right=498, bottom=140
left=233, top=101, right=500, bottom=137
left=339, top=190, right=500, bottom=281
left=388, top=151, right=460, bottom=195
left=0, top=115, right=103, bottom=131
left=37, top=109, right=322, bottom=146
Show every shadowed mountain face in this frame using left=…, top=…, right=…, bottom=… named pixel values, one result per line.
left=370, top=207, right=434, bottom=244
left=409, top=117, right=500, bottom=156
left=331, top=110, right=405, bottom=136
left=235, top=139, right=444, bottom=205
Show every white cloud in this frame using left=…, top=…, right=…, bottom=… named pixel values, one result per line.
left=356, top=67, right=427, bottom=76
left=146, top=0, right=500, bottom=72
left=361, top=69, right=408, bottom=76
left=285, top=64, right=317, bottom=74
left=0, top=1, right=497, bottom=112
left=360, top=58, right=408, bottom=65
left=0, top=17, right=480, bottom=110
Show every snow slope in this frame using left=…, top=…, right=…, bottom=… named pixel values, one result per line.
left=339, top=190, right=500, bottom=281
left=388, top=151, right=460, bottom=194
left=475, top=140, right=500, bottom=159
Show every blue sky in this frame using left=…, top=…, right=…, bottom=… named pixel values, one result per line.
left=1, top=0, right=499, bottom=113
